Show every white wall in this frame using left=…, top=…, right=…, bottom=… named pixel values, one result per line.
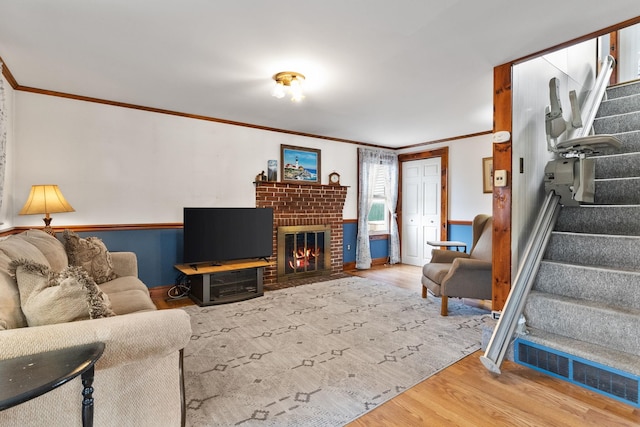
left=0, top=73, right=14, bottom=229
left=12, top=92, right=358, bottom=228
left=397, top=133, right=493, bottom=221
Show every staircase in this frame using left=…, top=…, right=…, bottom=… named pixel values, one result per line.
left=517, top=81, right=640, bottom=407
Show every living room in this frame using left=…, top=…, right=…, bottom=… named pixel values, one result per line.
left=1, top=3, right=640, bottom=426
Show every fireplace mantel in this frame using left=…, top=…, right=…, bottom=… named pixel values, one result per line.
left=255, top=181, right=348, bottom=284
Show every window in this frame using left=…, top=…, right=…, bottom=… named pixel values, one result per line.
left=367, top=164, right=389, bottom=234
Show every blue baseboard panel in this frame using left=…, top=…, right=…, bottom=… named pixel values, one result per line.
left=515, top=338, right=639, bottom=407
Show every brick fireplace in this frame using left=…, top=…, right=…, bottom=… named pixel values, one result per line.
left=255, top=181, right=348, bottom=285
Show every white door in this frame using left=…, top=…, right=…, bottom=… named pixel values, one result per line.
left=402, top=158, right=441, bottom=266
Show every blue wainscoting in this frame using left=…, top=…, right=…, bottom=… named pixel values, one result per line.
left=342, top=221, right=474, bottom=266
left=74, top=221, right=473, bottom=288
left=448, top=223, right=473, bottom=254
left=71, top=228, right=183, bottom=289
left=342, top=221, right=389, bottom=263
left=343, top=221, right=357, bottom=264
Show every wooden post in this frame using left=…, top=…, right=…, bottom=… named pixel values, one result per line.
left=492, top=63, right=513, bottom=311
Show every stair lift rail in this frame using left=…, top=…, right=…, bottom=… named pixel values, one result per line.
left=480, top=190, right=561, bottom=374
left=576, top=54, right=615, bottom=140
left=481, top=56, right=617, bottom=374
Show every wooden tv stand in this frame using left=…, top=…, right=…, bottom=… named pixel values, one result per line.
left=174, top=259, right=273, bottom=306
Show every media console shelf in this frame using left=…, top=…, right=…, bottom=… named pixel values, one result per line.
left=174, top=259, right=273, bottom=306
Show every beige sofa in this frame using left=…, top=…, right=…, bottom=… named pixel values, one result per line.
left=0, top=229, right=192, bottom=426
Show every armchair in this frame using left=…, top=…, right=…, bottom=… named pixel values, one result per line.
left=421, top=214, right=493, bottom=315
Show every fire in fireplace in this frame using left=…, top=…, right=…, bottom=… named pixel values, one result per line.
left=277, top=225, right=331, bottom=279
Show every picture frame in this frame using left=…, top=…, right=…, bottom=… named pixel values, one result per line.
left=267, top=160, right=278, bottom=181
left=280, top=145, right=321, bottom=184
left=482, top=157, right=493, bottom=193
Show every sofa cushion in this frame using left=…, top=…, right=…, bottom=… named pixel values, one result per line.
left=10, top=260, right=115, bottom=327
left=0, top=236, right=50, bottom=268
left=106, top=289, right=157, bottom=314
left=0, top=269, right=27, bottom=330
left=17, top=229, right=68, bottom=273
left=98, top=275, right=150, bottom=294
left=63, top=230, right=117, bottom=284
left=423, top=262, right=453, bottom=285
left=0, top=249, right=28, bottom=330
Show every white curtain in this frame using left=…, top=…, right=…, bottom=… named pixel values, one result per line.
left=0, top=62, right=6, bottom=217
left=356, top=148, right=400, bottom=269
left=356, top=148, right=377, bottom=269
left=385, top=154, right=400, bottom=264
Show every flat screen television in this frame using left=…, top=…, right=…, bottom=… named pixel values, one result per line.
left=183, top=207, right=274, bottom=265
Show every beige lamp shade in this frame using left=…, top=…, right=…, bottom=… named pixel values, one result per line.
left=19, top=185, right=75, bottom=235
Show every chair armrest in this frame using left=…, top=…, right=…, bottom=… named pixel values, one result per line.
left=0, top=309, right=192, bottom=370
left=111, top=251, right=138, bottom=277
left=442, top=258, right=493, bottom=300
left=430, top=249, right=470, bottom=263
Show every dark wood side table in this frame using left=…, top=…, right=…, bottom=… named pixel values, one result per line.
left=0, top=342, right=105, bottom=427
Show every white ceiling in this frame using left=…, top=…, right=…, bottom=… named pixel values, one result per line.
left=1, top=1, right=639, bottom=148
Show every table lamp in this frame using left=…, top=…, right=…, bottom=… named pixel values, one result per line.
left=19, top=184, right=75, bottom=236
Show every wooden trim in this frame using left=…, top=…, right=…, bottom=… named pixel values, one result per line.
left=0, top=55, right=19, bottom=89
left=448, top=220, right=472, bottom=226
left=343, top=219, right=357, bottom=224
left=398, top=147, right=449, bottom=245
left=397, top=130, right=492, bottom=151
left=10, top=85, right=392, bottom=149
left=492, top=63, right=513, bottom=312
left=609, top=31, right=619, bottom=86
left=510, top=16, right=640, bottom=66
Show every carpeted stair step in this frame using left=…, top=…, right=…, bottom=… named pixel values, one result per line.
left=593, top=111, right=640, bottom=135
left=594, top=177, right=640, bottom=204
left=595, top=130, right=640, bottom=155
left=518, top=327, right=640, bottom=377
left=595, top=152, right=640, bottom=179
left=523, top=291, right=640, bottom=356
left=545, top=231, right=640, bottom=270
left=606, top=80, right=640, bottom=100
left=534, top=260, right=640, bottom=310
left=597, top=92, right=640, bottom=118
left=556, top=205, right=640, bottom=236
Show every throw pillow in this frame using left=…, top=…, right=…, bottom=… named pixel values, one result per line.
left=10, top=259, right=116, bottom=326
left=63, top=229, right=118, bottom=284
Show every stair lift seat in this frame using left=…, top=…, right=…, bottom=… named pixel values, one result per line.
left=544, top=77, right=622, bottom=206
left=421, top=214, right=493, bottom=316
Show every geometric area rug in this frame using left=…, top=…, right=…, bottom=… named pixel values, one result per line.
left=182, top=276, right=491, bottom=426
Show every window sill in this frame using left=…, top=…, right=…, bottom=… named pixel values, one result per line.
left=369, top=233, right=390, bottom=240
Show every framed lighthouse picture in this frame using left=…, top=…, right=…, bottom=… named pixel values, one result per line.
left=280, top=145, right=321, bottom=184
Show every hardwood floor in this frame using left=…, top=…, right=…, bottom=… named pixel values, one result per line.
left=150, top=264, right=640, bottom=426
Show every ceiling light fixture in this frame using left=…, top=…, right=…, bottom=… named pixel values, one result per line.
left=272, top=71, right=305, bottom=102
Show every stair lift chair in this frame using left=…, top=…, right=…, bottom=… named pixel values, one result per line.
left=421, top=214, right=493, bottom=316
left=543, top=77, right=621, bottom=205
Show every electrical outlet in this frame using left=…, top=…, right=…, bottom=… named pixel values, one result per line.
left=347, top=244, right=351, bottom=250
left=494, top=169, right=507, bottom=187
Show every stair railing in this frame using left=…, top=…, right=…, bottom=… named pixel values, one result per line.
left=572, top=54, right=616, bottom=140
left=480, top=55, right=616, bottom=374
left=480, top=191, right=561, bottom=374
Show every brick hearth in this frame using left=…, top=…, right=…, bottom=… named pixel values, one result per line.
left=255, top=181, right=348, bottom=285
